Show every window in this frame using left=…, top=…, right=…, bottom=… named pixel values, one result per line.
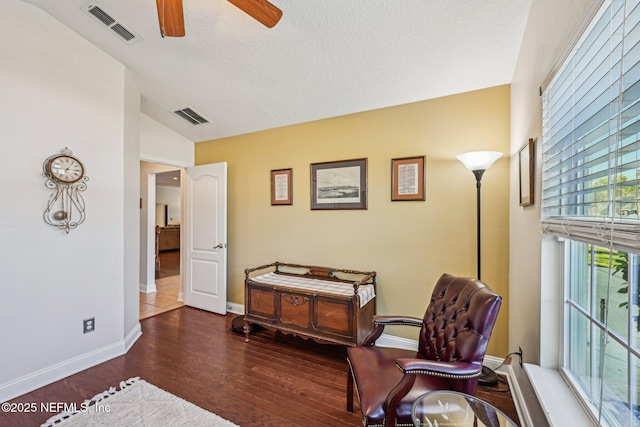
left=565, top=242, right=639, bottom=425
left=541, top=0, right=640, bottom=425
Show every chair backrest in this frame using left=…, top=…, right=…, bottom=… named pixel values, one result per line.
left=418, top=273, right=502, bottom=366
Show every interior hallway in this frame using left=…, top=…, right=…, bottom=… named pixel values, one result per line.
left=140, top=249, right=183, bottom=319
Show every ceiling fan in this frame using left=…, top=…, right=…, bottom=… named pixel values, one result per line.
left=156, top=0, right=282, bottom=37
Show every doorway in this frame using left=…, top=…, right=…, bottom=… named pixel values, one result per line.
left=140, top=165, right=185, bottom=319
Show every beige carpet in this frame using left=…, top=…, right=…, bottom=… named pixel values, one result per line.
left=41, top=377, right=238, bottom=427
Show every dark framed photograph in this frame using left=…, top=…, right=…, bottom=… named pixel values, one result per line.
left=271, top=168, right=292, bottom=205
left=519, top=138, right=535, bottom=206
left=310, top=158, right=367, bottom=210
left=391, top=155, right=426, bottom=201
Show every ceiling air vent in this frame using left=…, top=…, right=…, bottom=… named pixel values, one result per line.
left=174, top=108, right=210, bottom=125
left=84, top=1, right=141, bottom=45
left=110, top=23, right=136, bottom=42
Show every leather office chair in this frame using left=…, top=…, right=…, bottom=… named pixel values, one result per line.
left=346, top=273, right=502, bottom=427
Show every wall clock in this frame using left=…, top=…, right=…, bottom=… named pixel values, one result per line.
left=43, top=148, right=89, bottom=233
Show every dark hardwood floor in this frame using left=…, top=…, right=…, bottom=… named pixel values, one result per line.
left=2, top=308, right=520, bottom=427
left=156, top=249, right=180, bottom=279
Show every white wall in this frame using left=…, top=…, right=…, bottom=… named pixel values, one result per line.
left=508, top=0, right=598, bottom=424
left=0, top=0, right=140, bottom=401
left=140, top=113, right=194, bottom=166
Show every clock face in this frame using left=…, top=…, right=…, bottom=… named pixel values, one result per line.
left=48, top=155, right=84, bottom=183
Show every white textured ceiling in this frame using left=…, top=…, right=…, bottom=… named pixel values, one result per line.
left=22, top=0, right=532, bottom=142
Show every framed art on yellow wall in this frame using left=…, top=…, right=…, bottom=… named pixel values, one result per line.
left=271, top=168, right=292, bottom=205
left=391, top=155, right=425, bottom=201
left=310, top=158, right=367, bottom=210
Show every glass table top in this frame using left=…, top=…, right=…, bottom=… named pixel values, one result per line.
left=411, top=390, right=518, bottom=427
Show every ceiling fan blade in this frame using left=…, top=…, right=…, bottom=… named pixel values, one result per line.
left=156, top=0, right=185, bottom=37
left=227, top=0, right=283, bottom=28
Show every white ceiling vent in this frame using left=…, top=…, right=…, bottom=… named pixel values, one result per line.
left=83, top=1, right=141, bottom=45
left=174, top=108, right=210, bottom=125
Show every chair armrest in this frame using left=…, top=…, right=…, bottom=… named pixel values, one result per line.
left=396, top=358, right=482, bottom=378
left=362, top=316, right=423, bottom=346
left=373, top=315, right=423, bottom=327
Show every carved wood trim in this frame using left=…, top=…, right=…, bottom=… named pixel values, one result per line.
left=282, top=293, right=309, bottom=306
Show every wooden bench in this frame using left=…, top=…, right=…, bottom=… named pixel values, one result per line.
left=243, top=262, right=377, bottom=347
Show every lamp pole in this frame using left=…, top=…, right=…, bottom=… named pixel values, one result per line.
left=473, top=169, right=485, bottom=280
left=456, top=151, right=502, bottom=281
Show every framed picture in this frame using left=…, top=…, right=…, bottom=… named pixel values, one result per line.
left=391, top=155, right=426, bottom=201
left=310, top=158, right=367, bottom=210
left=271, top=168, right=292, bottom=205
left=519, top=138, right=535, bottom=206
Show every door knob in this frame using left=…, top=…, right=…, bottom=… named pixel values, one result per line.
left=214, top=243, right=224, bottom=249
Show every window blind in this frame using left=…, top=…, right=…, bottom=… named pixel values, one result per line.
left=541, top=0, right=640, bottom=252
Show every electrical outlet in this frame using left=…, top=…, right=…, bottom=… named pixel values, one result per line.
left=83, top=317, right=95, bottom=334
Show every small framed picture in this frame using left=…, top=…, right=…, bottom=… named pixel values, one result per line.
left=310, top=158, right=367, bottom=210
left=271, top=168, right=292, bottom=205
left=519, top=138, right=535, bottom=206
left=391, top=156, right=426, bottom=201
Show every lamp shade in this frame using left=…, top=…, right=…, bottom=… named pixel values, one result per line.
left=456, top=151, right=503, bottom=171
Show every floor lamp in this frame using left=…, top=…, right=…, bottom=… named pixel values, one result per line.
left=456, top=150, right=502, bottom=387
left=456, top=151, right=503, bottom=280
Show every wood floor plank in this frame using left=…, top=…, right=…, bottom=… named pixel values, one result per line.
left=1, top=307, right=520, bottom=426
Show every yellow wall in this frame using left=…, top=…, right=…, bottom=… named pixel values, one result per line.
left=196, top=85, right=510, bottom=356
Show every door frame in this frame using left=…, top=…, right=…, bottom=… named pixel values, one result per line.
left=142, top=162, right=187, bottom=301
left=143, top=172, right=158, bottom=293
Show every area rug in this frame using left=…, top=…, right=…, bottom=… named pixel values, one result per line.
left=41, top=377, right=238, bottom=426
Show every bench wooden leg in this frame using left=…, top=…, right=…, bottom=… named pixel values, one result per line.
left=243, top=321, right=251, bottom=343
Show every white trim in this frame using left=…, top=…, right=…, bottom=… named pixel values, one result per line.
left=123, top=323, right=142, bottom=352
left=525, top=363, right=596, bottom=427
left=375, top=333, right=418, bottom=350
left=226, top=301, right=244, bottom=315
left=0, top=340, right=129, bottom=403
left=483, top=354, right=509, bottom=370
left=505, top=364, right=534, bottom=427
left=139, top=154, right=192, bottom=169
left=146, top=173, right=157, bottom=293
left=140, top=282, right=157, bottom=293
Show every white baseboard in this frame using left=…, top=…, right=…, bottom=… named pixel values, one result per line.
left=139, top=282, right=157, bottom=293
left=505, top=364, right=534, bottom=427
left=375, top=333, right=418, bottom=350
left=124, top=322, right=142, bottom=352
left=0, top=325, right=143, bottom=403
left=226, top=301, right=244, bottom=315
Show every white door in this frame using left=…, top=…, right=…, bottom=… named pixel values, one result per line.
left=184, top=162, right=227, bottom=314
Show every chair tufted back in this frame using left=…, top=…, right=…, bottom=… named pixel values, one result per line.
left=418, top=273, right=502, bottom=366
